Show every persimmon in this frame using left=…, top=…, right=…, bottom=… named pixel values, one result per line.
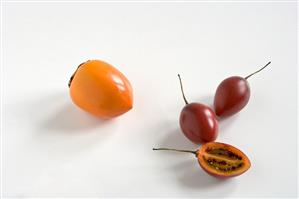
left=68, top=60, right=133, bottom=119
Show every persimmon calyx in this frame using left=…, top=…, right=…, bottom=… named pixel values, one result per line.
left=68, top=60, right=89, bottom=87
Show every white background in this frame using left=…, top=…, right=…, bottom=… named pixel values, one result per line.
left=2, top=2, right=297, bottom=197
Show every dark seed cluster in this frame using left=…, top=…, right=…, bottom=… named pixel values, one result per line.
left=206, top=147, right=242, bottom=160
left=204, top=155, right=244, bottom=172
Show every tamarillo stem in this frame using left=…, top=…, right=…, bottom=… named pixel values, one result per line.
left=177, top=74, right=189, bottom=105
left=153, top=147, right=197, bottom=155
left=245, top=61, right=271, bottom=80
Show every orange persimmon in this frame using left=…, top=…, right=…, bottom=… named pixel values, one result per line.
left=68, top=60, right=133, bottom=119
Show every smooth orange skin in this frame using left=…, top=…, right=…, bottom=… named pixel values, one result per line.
left=197, top=142, right=251, bottom=178
left=69, top=60, right=133, bottom=119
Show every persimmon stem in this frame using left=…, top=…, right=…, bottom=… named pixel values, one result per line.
left=177, top=74, right=189, bottom=105
left=153, top=147, right=197, bottom=155
left=245, top=61, right=271, bottom=80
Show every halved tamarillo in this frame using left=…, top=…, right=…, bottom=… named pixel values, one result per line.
left=153, top=142, right=251, bottom=178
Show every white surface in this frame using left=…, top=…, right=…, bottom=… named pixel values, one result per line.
left=2, top=2, right=297, bottom=197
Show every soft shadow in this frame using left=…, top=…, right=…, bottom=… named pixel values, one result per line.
left=41, top=102, right=112, bottom=134
left=31, top=91, right=114, bottom=134
left=158, top=127, right=199, bottom=150
left=218, top=114, right=239, bottom=133
left=195, top=94, right=214, bottom=109
left=173, top=159, right=236, bottom=195
left=6, top=91, right=122, bottom=166
left=173, top=159, right=224, bottom=188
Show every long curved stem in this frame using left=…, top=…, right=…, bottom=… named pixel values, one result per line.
left=177, top=74, right=189, bottom=104
left=153, top=147, right=197, bottom=155
left=245, top=61, right=271, bottom=80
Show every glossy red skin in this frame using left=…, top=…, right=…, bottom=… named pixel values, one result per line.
left=179, top=103, right=218, bottom=144
left=214, top=76, right=250, bottom=117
